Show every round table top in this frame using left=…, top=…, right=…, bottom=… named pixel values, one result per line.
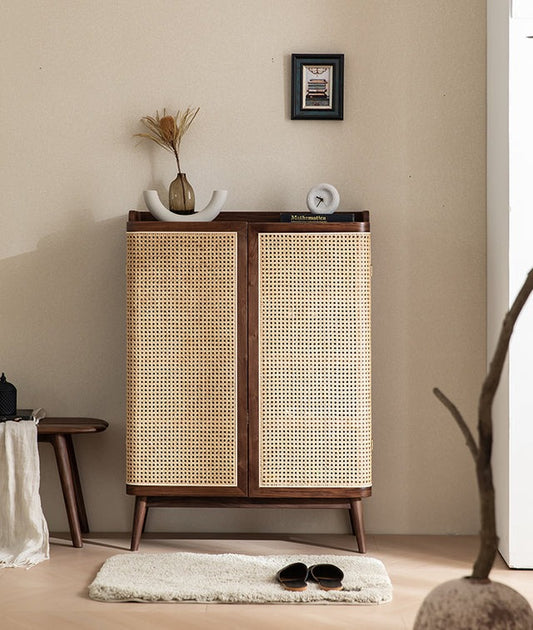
left=36, top=417, right=108, bottom=435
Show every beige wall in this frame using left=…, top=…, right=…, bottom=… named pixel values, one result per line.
left=1, top=0, right=486, bottom=534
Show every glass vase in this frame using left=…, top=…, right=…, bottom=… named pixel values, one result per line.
left=169, top=173, right=195, bottom=214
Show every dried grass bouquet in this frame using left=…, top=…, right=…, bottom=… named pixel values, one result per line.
left=134, top=107, right=199, bottom=175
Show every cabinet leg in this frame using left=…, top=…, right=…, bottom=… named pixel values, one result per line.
left=349, top=498, right=366, bottom=554
left=131, top=496, right=148, bottom=551
left=141, top=508, right=148, bottom=534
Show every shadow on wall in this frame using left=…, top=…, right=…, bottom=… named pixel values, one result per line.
left=0, top=213, right=130, bottom=531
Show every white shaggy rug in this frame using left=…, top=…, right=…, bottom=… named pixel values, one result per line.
left=88, top=552, right=392, bottom=604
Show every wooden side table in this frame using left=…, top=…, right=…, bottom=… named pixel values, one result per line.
left=37, top=418, right=108, bottom=548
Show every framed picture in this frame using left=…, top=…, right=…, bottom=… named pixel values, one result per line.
left=291, top=54, right=344, bottom=120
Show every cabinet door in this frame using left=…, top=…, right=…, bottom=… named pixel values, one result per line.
left=248, top=225, right=372, bottom=497
left=126, top=224, right=248, bottom=495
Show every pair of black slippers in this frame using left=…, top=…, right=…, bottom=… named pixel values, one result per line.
left=276, top=562, right=344, bottom=591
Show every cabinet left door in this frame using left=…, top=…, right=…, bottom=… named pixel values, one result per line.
left=126, top=223, right=248, bottom=496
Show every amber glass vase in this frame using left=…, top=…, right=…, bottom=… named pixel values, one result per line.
left=169, top=173, right=195, bottom=214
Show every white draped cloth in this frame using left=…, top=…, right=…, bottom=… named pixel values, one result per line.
left=0, top=421, right=49, bottom=568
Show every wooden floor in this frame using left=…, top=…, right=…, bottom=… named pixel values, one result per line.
left=2, top=534, right=532, bottom=629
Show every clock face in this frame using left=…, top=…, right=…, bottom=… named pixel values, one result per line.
left=306, top=183, right=340, bottom=214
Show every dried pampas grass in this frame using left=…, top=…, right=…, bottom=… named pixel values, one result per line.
left=134, top=107, right=199, bottom=173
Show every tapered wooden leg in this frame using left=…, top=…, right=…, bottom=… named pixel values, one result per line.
left=65, top=435, right=89, bottom=533
left=349, top=498, right=366, bottom=554
left=131, top=497, right=148, bottom=551
left=51, top=434, right=83, bottom=548
left=141, top=508, right=148, bottom=534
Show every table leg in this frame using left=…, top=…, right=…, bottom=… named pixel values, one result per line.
left=65, top=435, right=89, bottom=533
left=51, top=434, right=83, bottom=548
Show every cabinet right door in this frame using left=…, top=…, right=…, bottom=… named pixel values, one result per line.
left=248, top=224, right=372, bottom=497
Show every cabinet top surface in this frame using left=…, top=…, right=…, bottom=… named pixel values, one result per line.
left=127, top=211, right=370, bottom=232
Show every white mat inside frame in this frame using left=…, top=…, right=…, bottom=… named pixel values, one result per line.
left=88, top=552, right=392, bottom=604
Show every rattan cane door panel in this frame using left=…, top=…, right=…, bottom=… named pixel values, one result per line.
left=126, top=230, right=245, bottom=491
left=250, top=230, right=372, bottom=494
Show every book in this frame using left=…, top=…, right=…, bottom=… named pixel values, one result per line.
left=280, top=212, right=356, bottom=223
left=0, top=408, right=33, bottom=422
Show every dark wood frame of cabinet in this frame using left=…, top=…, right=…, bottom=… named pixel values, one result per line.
left=126, top=211, right=371, bottom=552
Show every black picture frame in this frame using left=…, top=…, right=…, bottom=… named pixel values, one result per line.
left=291, top=54, right=344, bottom=120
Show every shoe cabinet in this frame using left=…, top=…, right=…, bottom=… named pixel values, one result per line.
left=126, top=211, right=372, bottom=551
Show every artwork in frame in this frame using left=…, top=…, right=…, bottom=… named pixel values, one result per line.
left=291, top=54, right=344, bottom=120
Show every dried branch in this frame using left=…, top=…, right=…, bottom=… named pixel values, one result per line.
left=471, top=268, right=533, bottom=580
left=432, top=387, right=478, bottom=459
left=433, top=268, right=533, bottom=581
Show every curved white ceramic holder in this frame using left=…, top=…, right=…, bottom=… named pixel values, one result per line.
left=143, top=189, right=227, bottom=222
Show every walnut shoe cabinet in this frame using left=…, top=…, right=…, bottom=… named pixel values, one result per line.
left=126, top=211, right=372, bottom=552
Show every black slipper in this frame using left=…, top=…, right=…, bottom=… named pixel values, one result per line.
left=276, top=562, right=309, bottom=591
left=308, top=564, right=344, bottom=591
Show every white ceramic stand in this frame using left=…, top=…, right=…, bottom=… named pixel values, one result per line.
left=143, top=189, right=227, bottom=222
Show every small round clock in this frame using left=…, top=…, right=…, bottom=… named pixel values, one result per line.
left=306, top=183, right=340, bottom=214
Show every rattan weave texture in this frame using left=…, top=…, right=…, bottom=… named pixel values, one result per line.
left=126, top=231, right=238, bottom=486
left=257, top=232, right=371, bottom=487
